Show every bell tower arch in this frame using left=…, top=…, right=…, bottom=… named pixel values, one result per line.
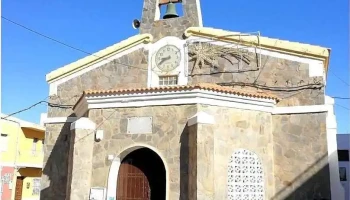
left=139, top=0, right=203, bottom=40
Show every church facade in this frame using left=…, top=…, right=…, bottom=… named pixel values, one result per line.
left=40, top=0, right=343, bottom=200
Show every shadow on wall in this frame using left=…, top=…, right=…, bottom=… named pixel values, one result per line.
left=40, top=113, right=76, bottom=200
left=179, top=125, right=189, bottom=200
left=179, top=125, right=341, bottom=200
left=272, top=153, right=337, bottom=200
left=40, top=117, right=341, bottom=200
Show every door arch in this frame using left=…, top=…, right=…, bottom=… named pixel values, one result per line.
left=116, top=147, right=166, bottom=200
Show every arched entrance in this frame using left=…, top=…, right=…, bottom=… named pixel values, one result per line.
left=116, top=147, right=166, bottom=200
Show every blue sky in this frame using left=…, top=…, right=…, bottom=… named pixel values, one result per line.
left=2, top=0, right=349, bottom=133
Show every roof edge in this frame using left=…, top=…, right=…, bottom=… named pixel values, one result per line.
left=73, top=84, right=278, bottom=118
left=46, top=33, right=154, bottom=83
left=1, top=113, right=45, bottom=132
left=73, top=83, right=280, bottom=110
left=184, top=27, right=330, bottom=71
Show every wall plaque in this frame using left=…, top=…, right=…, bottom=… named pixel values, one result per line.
left=89, top=187, right=106, bottom=200
left=127, top=117, right=153, bottom=134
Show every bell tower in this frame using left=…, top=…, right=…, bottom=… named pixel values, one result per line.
left=139, top=0, right=203, bottom=40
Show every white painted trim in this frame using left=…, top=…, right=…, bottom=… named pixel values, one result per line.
left=0, top=162, right=42, bottom=169
left=74, top=89, right=333, bottom=117
left=21, top=197, right=40, bottom=200
left=0, top=114, right=44, bottom=130
left=106, top=144, right=170, bottom=200
left=185, top=36, right=326, bottom=81
left=325, top=95, right=346, bottom=200
left=70, top=117, right=96, bottom=130
left=16, top=163, right=43, bottom=169
left=195, top=0, right=203, bottom=27
left=43, top=117, right=77, bottom=124
left=0, top=162, right=15, bottom=167
left=74, top=89, right=277, bottom=117
left=272, top=105, right=328, bottom=115
left=106, top=157, right=120, bottom=200
left=147, top=36, right=188, bottom=87
left=40, top=113, right=47, bottom=126
left=188, top=111, right=215, bottom=126
left=48, top=43, right=148, bottom=95
left=75, top=89, right=333, bottom=119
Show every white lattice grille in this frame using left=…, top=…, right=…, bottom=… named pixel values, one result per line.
left=227, top=149, right=265, bottom=200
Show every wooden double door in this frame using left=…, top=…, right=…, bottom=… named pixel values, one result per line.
left=116, top=148, right=166, bottom=200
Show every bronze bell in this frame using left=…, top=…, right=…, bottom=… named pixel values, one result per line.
left=163, top=2, right=179, bottom=19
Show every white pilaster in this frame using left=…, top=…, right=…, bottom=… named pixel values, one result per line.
left=325, top=95, right=345, bottom=200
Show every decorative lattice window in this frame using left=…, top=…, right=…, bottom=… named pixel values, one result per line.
left=227, top=149, right=265, bottom=200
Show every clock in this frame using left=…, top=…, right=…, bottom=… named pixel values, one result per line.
left=155, top=45, right=181, bottom=72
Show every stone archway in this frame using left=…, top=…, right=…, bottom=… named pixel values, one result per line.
left=116, top=148, right=166, bottom=200
left=106, top=145, right=168, bottom=200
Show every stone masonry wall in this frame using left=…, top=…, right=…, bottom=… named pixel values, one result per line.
left=272, top=113, right=331, bottom=200
left=140, top=0, right=201, bottom=41
left=47, top=48, right=148, bottom=118
left=41, top=123, right=71, bottom=200
left=41, top=49, right=149, bottom=199
left=198, top=105, right=275, bottom=199
left=87, top=105, right=197, bottom=200
left=87, top=104, right=277, bottom=200
left=187, top=43, right=325, bottom=107
left=42, top=14, right=328, bottom=199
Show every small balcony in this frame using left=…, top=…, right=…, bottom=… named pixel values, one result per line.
left=16, top=150, right=44, bottom=168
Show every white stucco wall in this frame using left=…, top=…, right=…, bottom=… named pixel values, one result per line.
left=337, top=134, right=350, bottom=200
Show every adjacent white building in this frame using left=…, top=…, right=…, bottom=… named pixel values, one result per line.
left=337, top=133, right=350, bottom=200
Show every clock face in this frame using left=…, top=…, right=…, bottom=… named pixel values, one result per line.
left=155, top=45, right=181, bottom=72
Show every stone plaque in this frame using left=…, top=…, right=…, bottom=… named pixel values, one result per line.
left=89, top=187, right=105, bottom=200
left=127, top=117, right=153, bottom=134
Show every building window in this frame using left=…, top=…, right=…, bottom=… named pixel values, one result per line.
left=32, top=138, right=38, bottom=153
left=227, top=149, right=265, bottom=200
left=340, top=167, right=347, bottom=181
left=0, top=133, right=9, bottom=152
left=32, top=178, right=41, bottom=195
left=159, top=76, right=178, bottom=86
left=338, top=150, right=349, bottom=161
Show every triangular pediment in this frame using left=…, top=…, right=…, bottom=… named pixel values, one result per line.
left=46, top=34, right=153, bottom=83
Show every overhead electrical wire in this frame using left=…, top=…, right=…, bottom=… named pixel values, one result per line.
left=1, top=16, right=147, bottom=71
left=0, top=101, right=73, bottom=120
left=329, top=70, right=350, bottom=86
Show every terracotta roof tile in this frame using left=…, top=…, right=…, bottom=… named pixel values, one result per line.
left=83, top=83, right=279, bottom=101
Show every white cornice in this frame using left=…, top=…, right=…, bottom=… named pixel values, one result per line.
left=70, top=117, right=96, bottom=130
left=73, top=89, right=277, bottom=118
left=188, top=111, right=215, bottom=126
left=272, top=105, right=328, bottom=115
left=43, top=117, right=77, bottom=124
left=16, top=163, right=43, bottom=169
